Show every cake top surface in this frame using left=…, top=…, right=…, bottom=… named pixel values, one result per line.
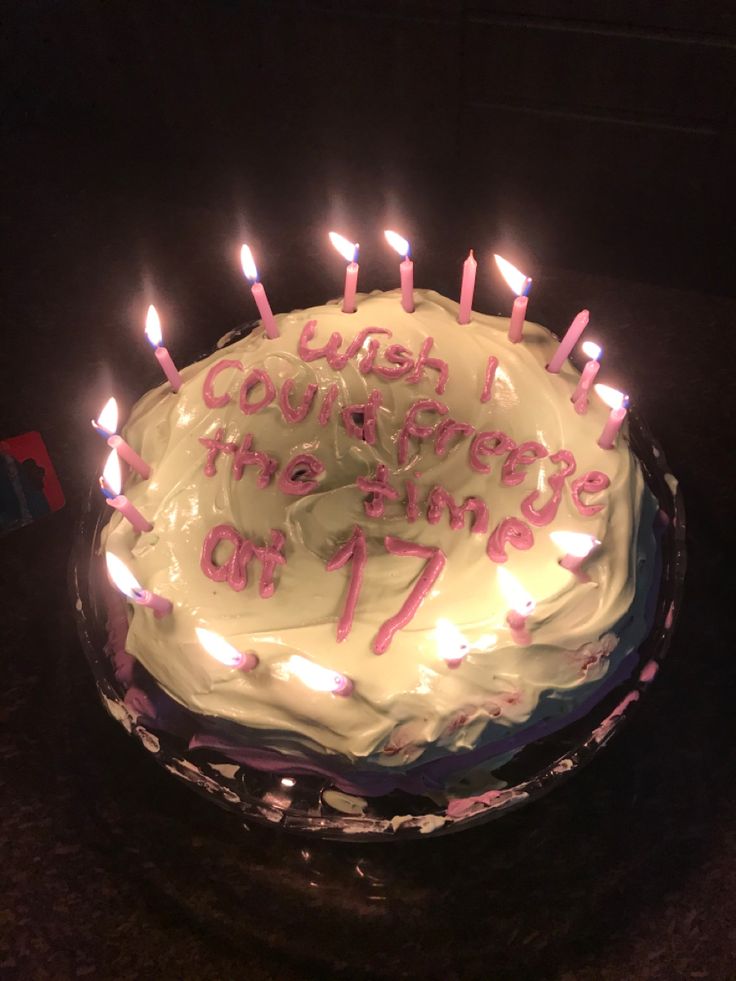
left=103, top=289, right=648, bottom=766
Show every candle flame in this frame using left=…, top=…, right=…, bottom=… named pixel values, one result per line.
left=92, top=396, right=118, bottom=436
left=497, top=567, right=535, bottom=616
left=145, top=305, right=163, bottom=347
left=329, top=231, right=359, bottom=263
left=494, top=254, right=531, bottom=297
left=195, top=626, right=253, bottom=669
left=272, top=654, right=352, bottom=695
left=594, top=383, right=627, bottom=410
left=240, top=243, right=258, bottom=282
left=435, top=618, right=470, bottom=664
left=550, top=531, right=600, bottom=558
left=102, top=448, right=122, bottom=496
left=581, top=341, right=602, bottom=361
left=105, top=552, right=142, bottom=598
left=384, top=229, right=410, bottom=259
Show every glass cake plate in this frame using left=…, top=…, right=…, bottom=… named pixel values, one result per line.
left=71, top=327, right=686, bottom=841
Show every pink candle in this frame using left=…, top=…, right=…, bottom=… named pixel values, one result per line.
left=595, top=384, right=628, bottom=450
left=385, top=230, right=414, bottom=313
left=497, top=566, right=535, bottom=646
left=328, top=232, right=360, bottom=313
left=100, top=449, right=153, bottom=533
left=240, top=244, right=280, bottom=339
left=196, top=627, right=259, bottom=671
left=494, top=254, right=531, bottom=343
left=107, top=434, right=151, bottom=479
left=550, top=531, right=599, bottom=583
left=105, top=494, right=153, bottom=533
left=92, top=397, right=151, bottom=479
left=571, top=341, right=602, bottom=415
left=458, top=250, right=477, bottom=325
left=506, top=609, right=532, bottom=646
left=547, top=309, right=590, bottom=374
left=106, top=553, right=172, bottom=618
left=145, top=306, right=183, bottom=392
left=132, top=588, right=172, bottom=618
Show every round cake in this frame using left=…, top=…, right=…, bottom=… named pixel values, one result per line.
left=98, top=289, right=661, bottom=812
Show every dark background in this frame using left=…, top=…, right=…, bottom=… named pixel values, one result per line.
left=2, top=3, right=736, bottom=979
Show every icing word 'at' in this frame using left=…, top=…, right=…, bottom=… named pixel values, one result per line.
left=199, top=429, right=325, bottom=496
left=327, top=529, right=446, bottom=654
left=201, top=524, right=286, bottom=597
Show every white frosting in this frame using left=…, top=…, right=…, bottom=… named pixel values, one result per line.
left=103, top=290, right=651, bottom=768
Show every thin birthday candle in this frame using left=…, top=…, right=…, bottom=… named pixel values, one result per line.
left=547, top=309, right=590, bottom=374
left=571, top=341, right=602, bottom=414
left=595, top=384, right=629, bottom=449
left=497, top=566, right=535, bottom=645
left=145, top=305, right=183, bottom=392
left=550, top=531, right=600, bottom=583
left=494, top=254, right=531, bottom=343
left=240, top=244, right=279, bottom=338
left=384, top=230, right=414, bottom=312
left=91, top=397, right=151, bottom=479
left=196, top=627, right=259, bottom=672
left=458, top=250, right=477, bottom=325
left=328, top=232, right=359, bottom=313
left=106, top=552, right=172, bottom=618
left=100, top=449, right=153, bottom=533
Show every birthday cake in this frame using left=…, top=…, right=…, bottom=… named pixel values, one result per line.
left=98, top=288, right=661, bottom=814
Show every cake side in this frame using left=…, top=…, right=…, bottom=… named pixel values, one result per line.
left=102, top=289, right=657, bottom=770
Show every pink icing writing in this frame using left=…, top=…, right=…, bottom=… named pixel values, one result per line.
left=202, top=359, right=244, bottom=408
left=398, top=398, right=448, bottom=465
left=326, top=525, right=367, bottom=642
left=434, top=418, right=476, bottom=458
left=318, top=383, right=340, bottom=426
left=373, top=538, right=447, bottom=654
left=521, top=449, right=577, bottom=527
left=279, top=378, right=318, bottom=423
left=406, top=336, right=449, bottom=394
left=502, top=441, right=549, bottom=486
left=373, top=344, right=415, bottom=379
left=426, top=487, right=489, bottom=534
left=571, top=470, right=611, bottom=516
left=469, top=431, right=516, bottom=474
left=480, top=356, right=498, bottom=403
left=298, top=321, right=391, bottom=371
left=232, top=434, right=279, bottom=488
left=239, top=368, right=275, bottom=415
left=200, top=524, right=286, bottom=597
left=405, top=478, right=420, bottom=522
left=198, top=426, right=236, bottom=476
left=486, top=517, right=534, bottom=563
left=277, top=453, right=325, bottom=495
left=341, top=389, right=382, bottom=445
left=356, top=464, right=400, bottom=518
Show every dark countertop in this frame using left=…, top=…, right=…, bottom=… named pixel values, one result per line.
left=1, top=223, right=735, bottom=979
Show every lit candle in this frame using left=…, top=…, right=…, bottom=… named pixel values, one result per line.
left=91, top=397, right=151, bottom=479
left=195, top=626, right=259, bottom=672
left=105, top=552, right=172, bottom=618
left=384, top=230, right=414, bottom=313
left=595, top=384, right=629, bottom=450
left=435, top=617, right=470, bottom=669
left=144, top=305, right=183, bottom=392
left=571, top=342, right=602, bottom=414
left=100, top=449, right=153, bottom=533
left=458, top=250, right=477, bottom=325
left=550, top=531, right=600, bottom=583
left=494, top=254, right=531, bottom=343
left=272, top=654, right=354, bottom=697
left=497, top=567, right=535, bottom=645
left=328, top=231, right=359, bottom=314
left=240, top=244, right=279, bottom=338
left=547, top=309, right=590, bottom=374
